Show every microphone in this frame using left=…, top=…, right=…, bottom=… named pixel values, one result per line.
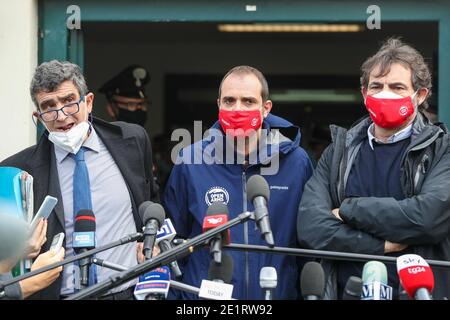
left=139, top=202, right=165, bottom=260
left=208, top=252, right=234, bottom=284
left=300, top=261, right=325, bottom=300
left=0, top=212, right=29, bottom=261
left=198, top=253, right=234, bottom=300
left=259, top=266, right=277, bottom=300
left=342, top=276, right=363, bottom=300
left=397, top=254, right=434, bottom=300
left=361, top=261, right=392, bottom=300
left=73, top=209, right=96, bottom=289
left=156, top=218, right=182, bottom=278
left=133, top=266, right=171, bottom=300
left=246, top=175, right=274, bottom=248
left=202, top=202, right=230, bottom=264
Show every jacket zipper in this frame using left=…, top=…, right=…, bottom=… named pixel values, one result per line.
left=242, top=170, right=249, bottom=300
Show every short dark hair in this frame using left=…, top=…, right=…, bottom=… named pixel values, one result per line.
left=30, top=60, right=88, bottom=109
left=360, top=37, right=432, bottom=110
left=218, top=65, right=269, bottom=102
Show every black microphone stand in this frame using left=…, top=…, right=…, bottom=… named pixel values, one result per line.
left=224, top=244, right=450, bottom=270
left=92, top=258, right=237, bottom=299
left=65, top=211, right=253, bottom=300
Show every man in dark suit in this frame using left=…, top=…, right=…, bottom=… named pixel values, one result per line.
left=0, top=60, right=158, bottom=299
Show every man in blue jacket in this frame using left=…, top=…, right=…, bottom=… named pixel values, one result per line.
left=164, top=65, right=313, bottom=300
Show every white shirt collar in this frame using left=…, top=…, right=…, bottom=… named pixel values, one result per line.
left=367, top=123, right=413, bottom=150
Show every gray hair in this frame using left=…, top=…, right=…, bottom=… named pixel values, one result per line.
left=360, top=37, right=432, bottom=110
left=30, top=60, right=88, bottom=109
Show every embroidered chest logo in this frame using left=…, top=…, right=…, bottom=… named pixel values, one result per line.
left=205, top=186, right=230, bottom=206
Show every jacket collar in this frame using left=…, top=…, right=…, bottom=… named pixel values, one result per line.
left=331, top=112, right=443, bottom=149
left=203, top=114, right=301, bottom=165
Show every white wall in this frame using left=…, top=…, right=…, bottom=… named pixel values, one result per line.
left=0, top=0, right=38, bottom=161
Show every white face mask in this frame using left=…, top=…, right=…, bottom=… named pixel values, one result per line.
left=47, top=121, right=90, bottom=154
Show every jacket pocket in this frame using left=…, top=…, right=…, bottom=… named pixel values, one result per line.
left=413, top=153, right=430, bottom=193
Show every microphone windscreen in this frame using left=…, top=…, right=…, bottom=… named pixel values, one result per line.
left=206, top=202, right=229, bottom=216
left=208, top=252, right=234, bottom=283
left=300, top=261, right=325, bottom=298
left=138, top=201, right=153, bottom=222
left=74, top=209, right=96, bottom=232
left=0, top=212, right=29, bottom=260
left=362, top=261, right=388, bottom=284
left=142, top=203, right=165, bottom=226
left=259, top=266, right=277, bottom=289
left=246, top=175, right=270, bottom=202
left=397, top=254, right=434, bottom=298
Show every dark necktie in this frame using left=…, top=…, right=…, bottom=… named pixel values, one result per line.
left=73, top=146, right=97, bottom=287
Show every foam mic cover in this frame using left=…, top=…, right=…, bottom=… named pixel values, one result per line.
left=74, top=209, right=96, bottom=232
left=246, top=175, right=270, bottom=202
left=259, top=266, right=277, bottom=289
left=203, top=202, right=230, bottom=244
left=362, top=261, right=387, bottom=285
left=138, top=201, right=153, bottom=224
left=300, top=261, right=325, bottom=299
left=206, top=202, right=229, bottom=216
left=397, top=254, right=434, bottom=299
left=208, top=253, right=234, bottom=284
left=343, top=276, right=363, bottom=300
left=73, top=209, right=96, bottom=250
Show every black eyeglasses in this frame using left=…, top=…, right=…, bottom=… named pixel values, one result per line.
left=39, top=96, right=85, bottom=122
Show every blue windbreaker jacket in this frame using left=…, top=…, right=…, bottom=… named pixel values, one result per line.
left=164, top=114, right=313, bottom=300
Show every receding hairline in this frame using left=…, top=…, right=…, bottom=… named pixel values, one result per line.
left=218, top=68, right=268, bottom=101
left=220, top=72, right=263, bottom=93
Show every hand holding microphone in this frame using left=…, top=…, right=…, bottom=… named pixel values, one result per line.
left=138, top=201, right=165, bottom=260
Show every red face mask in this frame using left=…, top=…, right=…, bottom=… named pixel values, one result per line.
left=365, top=91, right=417, bottom=129
left=218, top=109, right=262, bottom=137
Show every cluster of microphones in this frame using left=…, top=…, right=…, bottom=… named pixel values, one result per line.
left=130, top=174, right=275, bottom=300
left=297, top=255, right=435, bottom=300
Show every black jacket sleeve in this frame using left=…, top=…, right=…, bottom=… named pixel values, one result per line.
left=339, top=140, right=450, bottom=245
left=297, top=143, right=385, bottom=255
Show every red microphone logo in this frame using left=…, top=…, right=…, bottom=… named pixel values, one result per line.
left=397, top=254, right=434, bottom=299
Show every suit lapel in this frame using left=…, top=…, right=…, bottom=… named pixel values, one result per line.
left=48, top=149, right=65, bottom=229
left=95, top=124, right=143, bottom=227
left=27, top=139, right=65, bottom=231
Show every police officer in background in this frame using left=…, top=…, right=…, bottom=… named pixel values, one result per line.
left=99, top=65, right=160, bottom=203
left=99, top=65, right=150, bottom=127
